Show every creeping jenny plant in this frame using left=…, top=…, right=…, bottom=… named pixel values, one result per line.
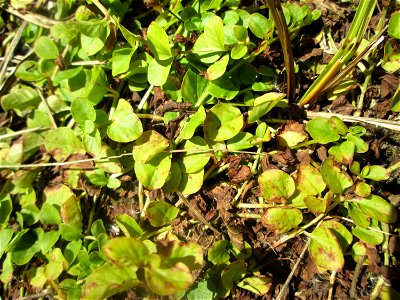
left=0, top=0, right=399, bottom=298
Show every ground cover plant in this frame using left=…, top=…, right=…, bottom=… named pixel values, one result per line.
left=0, top=0, right=400, bottom=299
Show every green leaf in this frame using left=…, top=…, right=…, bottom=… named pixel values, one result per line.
left=44, top=127, right=85, bottom=161
left=308, top=227, right=344, bottom=272
left=15, top=60, right=44, bottom=82
left=192, top=15, right=226, bottom=63
left=221, top=259, right=246, bottom=290
left=223, top=10, right=239, bottom=25
left=259, top=169, right=295, bottom=203
left=179, top=136, right=211, bottom=173
left=306, top=118, right=340, bottom=144
left=11, top=231, right=41, bottom=265
left=208, top=240, right=230, bottom=265
left=44, top=248, right=65, bottom=280
left=119, top=24, right=141, bottom=47
left=145, top=262, right=193, bottom=295
left=328, top=141, right=355, bottom=164
left=320, top=220, right=352, bottom=251
left=39, top=203, right=61, bottom=225
left=187, top=279, right=217, bottom=300
left=346, top=133, right=368, bottom=153
left=81, top=263, right=139, bottom=300
left=350, top=242, right=370, bottom=265
left=237, top=276, right=272, bottom=296
left=0, top=194, right=12, bottom=226
left=304, top=195, right=328, bottom=213
left=179, top=168, right=204, bottom=195
left=360, top=165, right=390, bottom=181
left=354, top=182, right=371, bottom=197
left=43, top=184, right=75, bottom=208
left=112, top=47, right=136, bottom=76
left=352, top=226, right=384, bottom=245
left=162, top=161, right=182, bottom=194
left=205, top=54, right=229, bottom=80
left=134, top=152, right=171, bottom=189
left=0, top=228, right=13, bottom=258
left=349, top=203, right=371, bottom=228
left=53, top=66, right=83, bottom=86
left=204, top=103, right=244, bottom=141
left=107, top=99, right=143, bottom=143
left=91, top=219, right=106, bottom=238
left=226, top=132, right=254, bottom=151
left=178, top=106, right=206, bottom=140
left=248, top=93, right=286, bottom=123
left=231, top=44, right=247, bottom=59
left=115, top=214, right=144, bottom=238
left=133, top=130, right=169, bottom=163
left=181, top=69, right=210, bottom=105
left=1, top=84, right=41, bottom=113
left=388, top=12, right=400, bottom=39
left=328, top=116, right=348, bottom=135
left=38, top=231, right=60, bottom=255
left=147, top=22, right=172, bottom=60
left=71, top=98, right=96, bottom=126
left=207, top=75, right=239, bottom=100
left=103, top=237, right=151, bottom=265
left=355, top=194, right=397, bottom=223
left=0, top=253, right=13, bottom=284
left=61, top=195, right=82, bottom=230
left=146, top=201, right=180, bottom=227
left=248, top=13, right=272, bottom=38
left=165, top=241, right=203, bottom=270
left=80, top=34, right=105, bottom=56
left=261, top=207, right=303, bottom=234
left=34, top=36, right=59, bottom=59
left=233, top=25, right=248, bottom=42
left=321, top=157, right=353, bottom=193
left=147, top=57, right=172, bottom=86
left=296, top=164, right=326, bottom=196
left=391, top=87, right=400, bottom=112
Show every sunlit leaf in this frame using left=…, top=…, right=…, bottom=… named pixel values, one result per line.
left=261, top=207, right=302, bottom=234
left=134, top=152, right=171, bottom=189
left=308, top=227, right=344, bottom=272
left=146, top=201, right=180, bottom=227
left=107, top=99, right=143, bottom=143
left=259, top=169, right=295, bottom=203
left=204, top=103, right=244, bottom=141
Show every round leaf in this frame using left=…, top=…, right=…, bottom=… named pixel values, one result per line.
left=145, top=263, right=193, bottom=295
left=107, top=99, right=143, bottom=143
left=261, top=207, right=303, bottom=234
left=34, top=36, right=59, bottom=59
left=306, top=118, right=340, bottom=144
left=134, top=152, right=171, bottom=189
left=296, top=164, right=326, bottom=196
left=133, top=130, right=170, bottom=164
left=44, top=127, right=85, bottom=161
left=180, top=136, right=211, bottom=173
left=179, top=168, right=204, bottom=195
left=308, top=227, right=345, bottom=272
left=321, top=157, right=353, bottom=194
left=258, top=169, right=295, bottom=203
left=204, top=103, right=244, bottom=141
left=146, top=201, right=180, bottom=227
left=248, top=13, right=272, bottom=38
